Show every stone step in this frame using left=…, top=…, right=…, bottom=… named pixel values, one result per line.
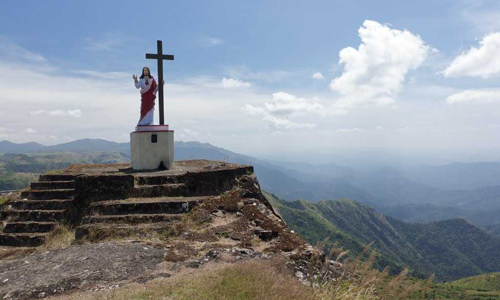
left=135, top=174, right=187, bottom=186
left=31, top=180, right=75, bottom=190
left=9, top=199, right=73, bottom=211
left=82, top=213, right=183, bottom=225
left=0, top=233, right=47, bottom=247
left=132, top=183, right=187, bottom=198
left=0, top=209, right=66, bottom=222
left=21, top=189, right=74, bottom=200
left=75, top=222, right=181, bottom=241
left=88, top=197, right=202, bottom=216
left=3, top=222, right=57, bottom=233
left=39, top=174, right=76, bottom=182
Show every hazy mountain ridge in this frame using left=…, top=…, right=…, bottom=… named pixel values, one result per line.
left=0, top=141, right=46, bottom=153
left=265, top=192, right=500, bottom=282
left=2, top=139, right=500, bottom=237
left=407, top=162, right=500, bottom=190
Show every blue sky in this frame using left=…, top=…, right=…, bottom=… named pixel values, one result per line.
left=1, top=0, right=500, bottom=160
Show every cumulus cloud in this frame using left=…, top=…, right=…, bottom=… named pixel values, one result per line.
left=447, top=89, right=500, bottom=104
left=330, top=20, right=431, bottom=107
left=442, top=33, right=500, bottom=78
left=221, top=77, right=251, bottom=89
left=312, top=72, right=325, bottom=80
left=263, top=116, right=316, bottom=130
left=263, top=92, right=326, bottom=116
left=29, top=109, right=82, bottom=118
left=25, top=128, right=37, bottom=134
left=243, top=92, right=331, bottom=130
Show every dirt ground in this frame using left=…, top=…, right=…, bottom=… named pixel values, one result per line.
left=0, top=242, right=166, bottom=299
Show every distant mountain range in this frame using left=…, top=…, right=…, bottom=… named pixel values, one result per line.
left=1, top=139, right=500, bottom=237
left=407, top=162, right=500, bottom=190
left=0, top=139, right=130, bottom=154
left=0, top=141, right=47, bottom=153
left=265, top=192, right=500, bottom=282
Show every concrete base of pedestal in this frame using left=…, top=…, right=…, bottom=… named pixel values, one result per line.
left=130, top=130, right=174, bottom=170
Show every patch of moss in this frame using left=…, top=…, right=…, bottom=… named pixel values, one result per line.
left=0, top=196, right=8, bottom=206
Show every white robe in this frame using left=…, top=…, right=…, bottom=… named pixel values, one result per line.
left=135, top=77, right=158, bottom=125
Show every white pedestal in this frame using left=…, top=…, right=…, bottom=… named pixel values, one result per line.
left=130, top=128, right=174, bottom=170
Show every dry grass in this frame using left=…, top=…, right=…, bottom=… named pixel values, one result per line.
left=0, top=225, right=75, bottom=261
left=41, top=224, right=75, bottom=250
left=47, top=244, right=435, bottom=300
left=50, top=259, right=315, bottom=300
left=312, top=242, right=435, bottom=300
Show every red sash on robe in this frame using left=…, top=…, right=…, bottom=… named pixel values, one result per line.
left=139, top=78, right=157, bottom=122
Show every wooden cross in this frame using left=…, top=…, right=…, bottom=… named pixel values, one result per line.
left=146, top=40, right=174, bottom=125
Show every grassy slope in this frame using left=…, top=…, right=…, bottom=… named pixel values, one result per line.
left=450, top=273, right=500, bottom=291
left=265, top=192, right=500, bottom=282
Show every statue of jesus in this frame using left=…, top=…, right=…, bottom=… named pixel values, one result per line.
left=133, top=67, right=164, bottom=126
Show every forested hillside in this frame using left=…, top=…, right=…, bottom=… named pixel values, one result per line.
left=265, top=192, right=500, bottom=281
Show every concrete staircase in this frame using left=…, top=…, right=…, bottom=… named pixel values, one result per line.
left=75, top=174, right=206, bottom=240
left=0, top=161, right=254, bottom=246
left=0, top=174, right=76, bottom=247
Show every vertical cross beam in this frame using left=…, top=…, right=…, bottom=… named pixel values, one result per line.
left=145, top=40, right=174, bottom=125
left=157, top=41, right=164, bottom=125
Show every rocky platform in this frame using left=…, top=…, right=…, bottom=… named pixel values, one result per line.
left=0, top=160, right=330, bottom=300
left=0, top=160, right=252, bottom=247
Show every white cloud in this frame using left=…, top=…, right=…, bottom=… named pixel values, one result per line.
left=84, top=33, right=130, bottom=52
left=242, top=104, right=265, bottom=115
left=0, top=37, right=46, bottom=63
left=71, top=70, right=130, bottom=80
left=183, top=128, right=200, bottom=136
left=25, top=128, right=37, bottom=134
left=263, top=116, right=316, bottom=130
left=263, top=92, right=326, bottom=116
left=200, top=36, right=224, bottom=47
left=442, top=33, right=500, bottom=78
left=221, top=77, right=251, bottom=89
left=223, top=65, right=300, bottom=83
left=312, top=72, right=325, bottom=80
left=330, top=20, right=431, bottom=107
left=242, top=92, right=335, bottom=130
left=336, top=128, right=361, bottom=133
left=447, top=89, right=500, bottom=104
left=460, top=0, right=500, bottom=33
left=29, top=109, right=82, bottom=118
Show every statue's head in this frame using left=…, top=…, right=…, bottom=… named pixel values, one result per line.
left=140, top=67, right=153, bottom=79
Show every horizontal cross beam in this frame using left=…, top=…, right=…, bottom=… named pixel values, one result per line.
left=145, top=53, right=174, bottom=60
